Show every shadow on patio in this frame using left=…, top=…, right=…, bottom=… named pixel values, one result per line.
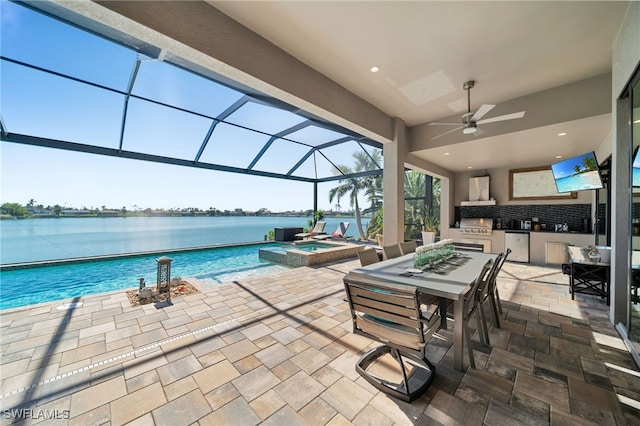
left=0, top=258, right=638, bottom=424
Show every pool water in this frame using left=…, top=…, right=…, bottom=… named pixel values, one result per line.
left=0, top=243, right=291, bottom=311
left=264, top=242, right=335, bottom=254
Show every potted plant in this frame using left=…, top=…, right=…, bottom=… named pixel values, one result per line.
left=421, top=207, right=439, bottom=244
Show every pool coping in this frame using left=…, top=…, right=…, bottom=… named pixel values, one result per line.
left=258, top=240, right=363, bottom=266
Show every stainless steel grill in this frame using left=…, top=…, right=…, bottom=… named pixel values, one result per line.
left=459, top=218, right=494, bottom=235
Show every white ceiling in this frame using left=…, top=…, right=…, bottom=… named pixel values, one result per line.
left=209, top=1, right=628, bottom=172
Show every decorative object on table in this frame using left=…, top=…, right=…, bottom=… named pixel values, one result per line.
left=414, top=239, right=454, bottom=269
left=587, top=245, right=602, bottom=261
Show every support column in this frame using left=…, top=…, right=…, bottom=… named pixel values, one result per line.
left=313, top=182, right=318, bottom=217
left=383, top=118, right=407, bottom=246
left=611, top=96, right=632, bottom=325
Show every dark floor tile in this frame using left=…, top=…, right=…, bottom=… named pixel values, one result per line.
left=508, top=333, right=550, bottom=358
left=485, top=398, right=548, bottom=426
left=583, top=371, right=613, bottom=390
left=485, top=360, right=517, bottom=382
left=526, top=322, right=563, bottom=339
left=511, top=390, right=551, bottom=422
left=568, top=397, right=617, bottom=426
left=536, top=352, right=584, bottom=380
left=533, top=366, right=569, bottom=386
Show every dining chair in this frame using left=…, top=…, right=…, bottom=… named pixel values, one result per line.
left=399, top=240, right=417, bottom=255
left=343, top=275, right=441, bottom=402
left=357, top=247, right=380, bottom=266
left=488, top=248, right=511, bottom=318
left=462, top=258, right=494, bottom=369
left=476, top=252, right=506, bottom=344
left=382, top=244, right=402, bottom=260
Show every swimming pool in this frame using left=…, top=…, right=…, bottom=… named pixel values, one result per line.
left=0, top=243, right=291, bottom=311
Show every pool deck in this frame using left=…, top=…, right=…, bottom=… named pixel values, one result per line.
left=1, top=259, right=639, bottom=424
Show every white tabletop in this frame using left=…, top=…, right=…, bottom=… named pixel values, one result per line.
left=348, top=251, right=497, bottom=301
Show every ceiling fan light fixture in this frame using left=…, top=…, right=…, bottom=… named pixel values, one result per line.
left=463, top=126, right=477, bottom=134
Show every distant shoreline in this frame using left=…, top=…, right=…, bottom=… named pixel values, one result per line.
left=0, top=212, right=362, bottom=220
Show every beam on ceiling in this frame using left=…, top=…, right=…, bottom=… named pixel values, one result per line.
left=2, top=133, right=318, bottom=183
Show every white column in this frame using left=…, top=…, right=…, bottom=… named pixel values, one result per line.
left=383, top=118, right=406, bottom=245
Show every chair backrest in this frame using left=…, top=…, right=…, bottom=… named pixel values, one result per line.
left=312, top=221, right=326, bottom=233
left=358, top=248, right=380, bottom=266
left=479, top=253, right=505, bottom=301
left=383, top=244, right=403, bottom=260
left=499, top=248, right=511, bottom=270
left=331, top=222, right=350, bottom=238
left=343, top=275, right=440, bottom=354
left=463, top=259, right=494, bottom=318
left=486, top=248, right=511, bottom=292
left=399, top=240, right=418, bottom=255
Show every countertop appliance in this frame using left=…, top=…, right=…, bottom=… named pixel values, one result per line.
left=505, top=231, right=530, bottom=263
left=459, top=218, right=493, bottom=252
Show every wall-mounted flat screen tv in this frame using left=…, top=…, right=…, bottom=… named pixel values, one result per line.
left=550, top=151, right=604, bottom=192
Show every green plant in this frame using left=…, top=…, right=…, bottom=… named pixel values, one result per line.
left=421, top=206, right=439, bottom=232
left=366, top=208, right=383, bottom=240
left=307, top=209, right=325, bottom=229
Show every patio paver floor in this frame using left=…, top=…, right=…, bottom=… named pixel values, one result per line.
left=1, top=258, right=639, bottom=425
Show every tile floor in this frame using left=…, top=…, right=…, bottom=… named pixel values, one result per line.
left=1, top=258, right=639, bottom=425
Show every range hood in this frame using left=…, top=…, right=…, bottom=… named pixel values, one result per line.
left=461, top=176, right=496, bottom=206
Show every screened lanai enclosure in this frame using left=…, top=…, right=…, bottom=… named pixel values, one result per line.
left=0, top=1, right=383, bottom=212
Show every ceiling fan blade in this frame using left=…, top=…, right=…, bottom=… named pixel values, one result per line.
left=431, top=126, right=463, bottom=140
left=477, top=111, right=526, bottom=125
left=428, top=122, right=461, bottom=126
left=471, top=104, right=495, bottom=122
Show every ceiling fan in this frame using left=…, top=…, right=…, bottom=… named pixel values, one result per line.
left=429, top=81, right=526, bottom=140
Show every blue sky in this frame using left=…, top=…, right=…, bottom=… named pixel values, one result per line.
left=0, top=143, right=323, bottom=212
left=550, top=152, right=595, bottom=179
left=0, top=1, right=375, bottom=213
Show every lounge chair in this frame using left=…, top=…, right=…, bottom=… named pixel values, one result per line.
left=295, top=221, right=326, bottom=239
left=313, top=222, right=350, bottom=240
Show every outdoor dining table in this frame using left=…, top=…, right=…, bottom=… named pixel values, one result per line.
left=346, top=250, right=498, bottom=372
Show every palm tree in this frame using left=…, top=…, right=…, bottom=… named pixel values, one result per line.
left=329, top=149, right=382, bottom=240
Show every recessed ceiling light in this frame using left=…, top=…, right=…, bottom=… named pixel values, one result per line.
left=557, top=132, right=567, bottom=136
left=370, top=66, right=380, bottom=73
left=444, top=152, right=450, bottom=156
left=467, top=166, right=473, bottom=169
left=555, top=155, right=563, bottom=159
left=634, top=119, right=640, bottom=124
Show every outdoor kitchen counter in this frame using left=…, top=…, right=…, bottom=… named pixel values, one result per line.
left=444, top=228, right=594, bottom=265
